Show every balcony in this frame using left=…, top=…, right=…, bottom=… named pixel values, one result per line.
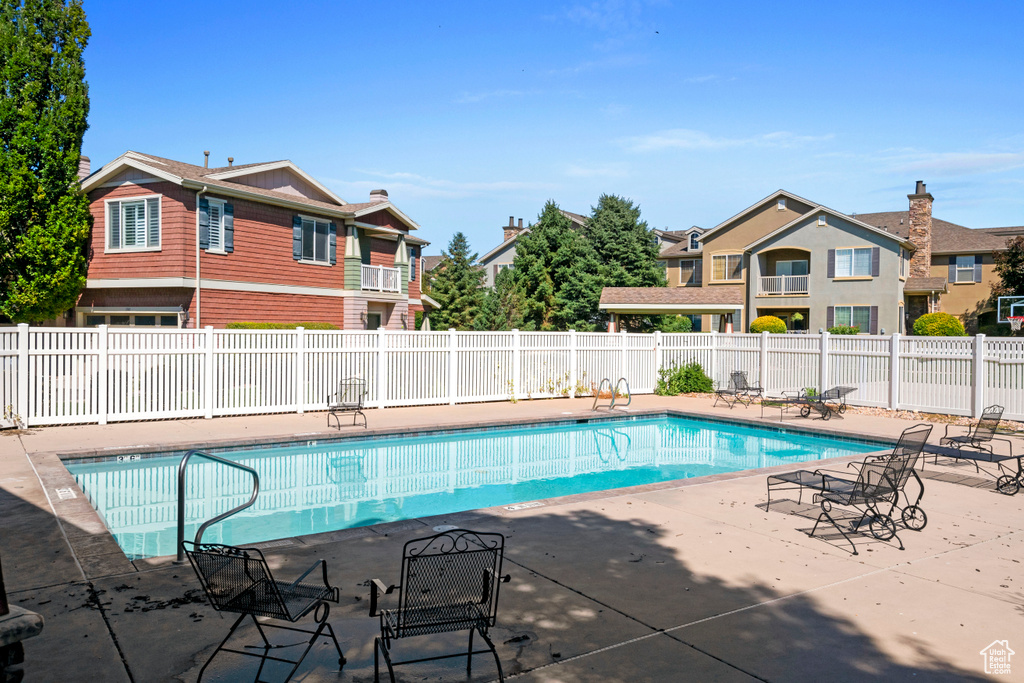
left=758, top=274, right=808, bottom=296
left=361, top=264, right=402, bottom=293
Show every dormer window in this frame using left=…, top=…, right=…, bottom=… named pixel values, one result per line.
left=777, top=198, right=786, bottom=211
left=689, top=233, right=699, bottom=251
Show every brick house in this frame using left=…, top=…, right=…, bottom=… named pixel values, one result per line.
left=77, top=151, right=436, bottom=329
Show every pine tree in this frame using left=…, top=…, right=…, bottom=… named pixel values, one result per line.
left=425, top=232, right=485, bottom=330
left=586, top=194, right=666, bottom=289
left=0, top=0, right=92, bottom=323
left=474, top=267, right=524, bottom=331
left=512, top=201, right=602, bottom=331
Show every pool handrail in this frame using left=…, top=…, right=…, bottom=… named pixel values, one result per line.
left=613, top=378, right=632, bottom=409
left=593, top=377, right=632, bottom=410
left=176, top=449, right=260, bottom=564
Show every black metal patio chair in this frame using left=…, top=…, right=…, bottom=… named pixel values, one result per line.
left=328, top=377, right=367, bottom=429
left=766, top=424, right=933, bottom=553
left=935, top=405, right=1021, bottom=494
left=368, top=529, right=511, bottom=683
left=182, top=542, right=345, bottom=682
left=714, top=371, right=760, bottom=409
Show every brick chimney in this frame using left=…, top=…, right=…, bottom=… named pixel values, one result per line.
left=503, top=216, right=524, bottom=242
left=77, top=155, right=90, bottom=180
left=369, top=189, right=389, bottom=204
left=907, top=180, right=933, bottom=278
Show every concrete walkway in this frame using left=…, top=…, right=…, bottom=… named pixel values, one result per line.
left=1, top=395, right=1022, bottom=681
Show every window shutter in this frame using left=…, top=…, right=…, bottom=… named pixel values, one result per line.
left=108, top=201, right=121, bottom=248
left=409, top=247, right=416, bottom=280
left=146, top=197, right=160, bottom=247
left=974, top=254, right=982, bottom=283
left=292, top=216, right=302, bottom=260
left=223, top=203, right=234, bottom=253
left=826, top=306, right=835, bottom=329
left=948, top=255, right=956, bottom=283
left=871, top=247, right=880, bottom=277
left=827, top=249, right=835, bottom=278
left=869, top=306, right=879, bottom=335
left=493, top=264, right=498, bottom=279
left=328, top=222, right=337, bottom=265
left=198, top=198, right=210, bottom=250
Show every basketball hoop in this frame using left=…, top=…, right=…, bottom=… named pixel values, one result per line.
left=1009, top=317, right=1024, bottom=332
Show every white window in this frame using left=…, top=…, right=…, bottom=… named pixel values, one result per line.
left=712, top=254, right=742, bottom=281
left=680, top=259, right=702, bottom=285
left=776, top=260, right=808, bottom=277
left=835, top=247, right=872, bottom=277
left=107, top=196, right=160, bottom=250
left=689, top=233, right=699, bottom=250
left=834, top=305, right=871, bottom=333
left=817, top=214, right=827, bottom=226
left=497, top=263, right=514, bottom=272
left=207, top=199, right=225, bottom=252
left=955, top=255, right=975, bottom=283
left=656, top=260, right=667, bottom=271
left=900, top=249, right=906, bottom=278
left=777, top=198, right=786, bottom=211
left=301, top=217, right=330, bottom=263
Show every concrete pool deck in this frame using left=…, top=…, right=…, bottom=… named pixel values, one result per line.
left=1, top=395, right=1022, bottom=681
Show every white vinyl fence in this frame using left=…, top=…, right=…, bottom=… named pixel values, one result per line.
left=2, top=324, right=1023, bottom=427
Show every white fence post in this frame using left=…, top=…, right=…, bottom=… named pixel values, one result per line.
left=709, top=331, right=718, bottom=384
left=204, top=326, right=214, bottom=419
left=97, top=325, right=108, bottom=425
left=569, top=329, right=578, bottom=399
left=448, top=328, right=457, bottom=406
left=653, top=330, right=663, bottom=377
left=620, top=329, right=627, bottom=380
left=295, top=326, right=305, bottom=414
left=377, top=327, right=388, bottom=409
left=890, top=332, right=901, bottom=410
left=760, top=330, right=769, bottom=392
left=819, top=331, right=830, bottom=392
left=16, top=324, right=29, bottom=427
left=973, top=333, right=986, bottom=417
left=512, top=329, right=521, bottom=401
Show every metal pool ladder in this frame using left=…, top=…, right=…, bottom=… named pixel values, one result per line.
left=592, top=377, right=632, bottom=411
left=175, top=449, right=260, bottom=563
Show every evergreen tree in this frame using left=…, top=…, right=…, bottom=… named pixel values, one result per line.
left=586, top=194, right=666, bottom=289
left=425, top=232, right=485, bottom=330
left=474, top=267, right=524, bottom=331
left=0, top=0, right=92, bottom=322
left=512, top=201, right=602, bottom=331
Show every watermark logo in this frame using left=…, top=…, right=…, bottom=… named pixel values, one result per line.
left=980, top=640, right=1014, bottom=675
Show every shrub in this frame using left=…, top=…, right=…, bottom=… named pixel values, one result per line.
left=912, top=312, right=966, bottom=337
left=827, top=325, right=860, bottom=335
left=658, top=315, right=693, bottom=333
left=749, top=315, right=787, bottom=334
left=226, top=321, right=339, bottom=330
left=655, top=362, right=714, bottom=396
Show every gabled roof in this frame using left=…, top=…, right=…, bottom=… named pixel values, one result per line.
left=81, top=151, right=420, bottom=231
left=422, top=255, right=444, bottom=272
left=854, top=211, right=1014, bottom=253
left=743, top=206, right=915, bottom=252
left=698, top=189, right=819, bottom=241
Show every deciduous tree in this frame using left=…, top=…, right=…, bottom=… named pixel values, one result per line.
left=0, top=0, right=92, bottom=322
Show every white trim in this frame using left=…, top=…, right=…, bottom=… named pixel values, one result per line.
left=204, top=159, right=348, bottom=207
left=87, top=277, right=346, bottom=298
left=206, top=197, right=226, bottom=253
left=420, top=293, right=440, bottom=308
left=78, top=306, right=181, bottom=313
left=97, top=176, right=165, bottom=188
left=103, top=193, right=162, bottom=253
left=298, top=214, right=332, bottom=264
left=600, top=303, right=743, bottom=313
left=743, top=206, right=915, bottom=252
left=81, top=155, right=182, bottom=192
left=480, top=230, right=528, bottom=263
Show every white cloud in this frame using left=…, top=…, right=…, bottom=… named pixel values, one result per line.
left=325, top=170, right=554, bottom=201
left=621, top=128, right=834, bottom=153
left=564, top=162, right=629, bottom=178
left=891, top=151, right=1024, bottom=176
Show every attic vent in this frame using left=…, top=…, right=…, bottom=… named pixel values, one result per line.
left=817, top=214, right=827, bottom=227
left=777, top=198, right=786, bottom=211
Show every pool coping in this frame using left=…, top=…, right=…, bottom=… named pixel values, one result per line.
left=32, top=407, right=910, bottom=577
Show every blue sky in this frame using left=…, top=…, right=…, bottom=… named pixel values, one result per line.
left=82, top=0, right=1024, bottom=256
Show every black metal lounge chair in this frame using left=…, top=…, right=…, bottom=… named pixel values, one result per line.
left=328, top=377, right=367, bottom=429
left=369, top=529, right=511, bottom=683
left=800, top=392, right=835, bottom=420
left=714, top=371, right=761, bottom=409
left=820, top=386, right=857, bottom=415
left=936, top=404, right=1021, bottom=495
left=766, top=424, right=933, bottom=553
left=182, top=542, right=345, bottom=682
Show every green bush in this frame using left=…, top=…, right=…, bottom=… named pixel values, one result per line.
left=827, top=325, right=860, bottom=335
left=912, top=312, right=966, bottom=337
left=655, top=362, right=714, bottom=396
left=226, top=321, right=339, bottom=330
left=749, top=315, right=787, bottom=334
left=658, top=315, right=693, bottom=333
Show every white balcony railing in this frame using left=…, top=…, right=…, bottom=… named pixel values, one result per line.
left=361, top=264, right=402, bottom=293
left=758, top=274, right=809, bottom=296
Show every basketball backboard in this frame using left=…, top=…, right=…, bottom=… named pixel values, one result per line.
left=997, top=295, right=1024, bottom=322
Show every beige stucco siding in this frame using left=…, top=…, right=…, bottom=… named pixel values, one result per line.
left=930, top=253, right=999, bottom=319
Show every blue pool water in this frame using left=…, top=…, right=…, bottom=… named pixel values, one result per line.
left=67, top=416, right=884, bottom=558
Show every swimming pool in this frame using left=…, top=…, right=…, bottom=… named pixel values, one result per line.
left=67, top=415, right=884, bottom=559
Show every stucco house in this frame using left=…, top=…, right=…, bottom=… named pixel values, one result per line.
left=76, top=151, right=436, bottom=329
left=601, top=182, right=1017, bottom=334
